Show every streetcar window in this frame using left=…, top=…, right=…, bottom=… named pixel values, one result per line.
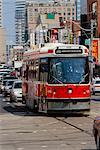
left=49, top=57, right=89, bottom=84
left=40, top=58, right=48, bottom=82
left=30, top=59, right=39, bottom=81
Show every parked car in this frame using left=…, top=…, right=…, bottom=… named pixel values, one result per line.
left=93, top=78, right=100, bottom=95
left=0, top=76, right=18, bottom=93
left=2, top=75, right=18, bottom=81
left=3, top=80, right=15, bottom=97
left=10, top=80, right=22, bottom=103
left=0, top=72, right=9, bottom=81
left=93, top=116, right=100, bottom=150
left=0, top=80, right=8, bottom=93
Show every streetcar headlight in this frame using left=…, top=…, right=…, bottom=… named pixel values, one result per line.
left=53, top=91, right=56, bottom=95
left=67, top=89, right=73, bottom=94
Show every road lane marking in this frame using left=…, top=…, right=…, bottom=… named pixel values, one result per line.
left=63, top=127, right=67, bottom=129
left=41, top=129, right=47, bottom=132
left=81, top=142, right=87, bottom=145
left=2, top=133, right=8, bottom=136
left=17, top=148, right=24, bottom=150
left=60, top=144, right=67, bottom=146
left=41, top=145, right=48, bottom=148
left=33, top=130, right=38, bottom=133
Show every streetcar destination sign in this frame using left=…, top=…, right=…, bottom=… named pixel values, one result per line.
left=55, top=49, right=82, bottom=54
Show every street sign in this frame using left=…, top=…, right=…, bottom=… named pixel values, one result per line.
left=85, top=39, right=90, bottom=46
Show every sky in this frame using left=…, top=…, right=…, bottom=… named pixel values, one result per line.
left=81, top=0, right=87, bottom=14
left=3, top=0, right=16, bottom=44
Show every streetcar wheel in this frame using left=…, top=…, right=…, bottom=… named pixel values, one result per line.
left=33, top=100, right=38, bottom=113
left=10, top=96, right=13, bottom=103
left=3, top=92, right=7, bottom=97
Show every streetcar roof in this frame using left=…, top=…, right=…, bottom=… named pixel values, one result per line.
left=23, top=43, right=88, bottom=60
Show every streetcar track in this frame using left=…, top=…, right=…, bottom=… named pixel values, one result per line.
left=54, top=116, right=93, bottom=137
left=0, top=135, right=91, bottom=145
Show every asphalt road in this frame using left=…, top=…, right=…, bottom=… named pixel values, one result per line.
left=0, top=94, right=100, bottom=150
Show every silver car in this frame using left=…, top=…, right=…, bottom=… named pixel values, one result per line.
left=3, top=80, right=15, bottom=97
left=93, top=79, right=100, bottom=95
left=10, top=80, right=22, bottom=103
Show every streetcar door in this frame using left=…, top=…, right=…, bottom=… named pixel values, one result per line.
left=39, top=58, right=48, bottom=111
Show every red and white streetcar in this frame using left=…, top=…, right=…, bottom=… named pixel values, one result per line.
left=22, top=43, right=91, bottom=114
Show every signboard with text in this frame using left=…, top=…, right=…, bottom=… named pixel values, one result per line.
left=92, top=39, right=99, bottom=62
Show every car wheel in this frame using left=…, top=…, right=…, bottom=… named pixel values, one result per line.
left=10, top=96, right=13, bottom=103
left=96, top=133, right=100, bottom=150
left=3, top=92, right=7, bottom=97
left=22, top=95, right=26, bottom=104
left=93, top=91, right=95, bottom=95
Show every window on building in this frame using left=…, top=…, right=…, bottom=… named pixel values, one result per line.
left=67, top=8, right=71, bottom=12
left=68, top=12, right=70, bottom=16
left=34, top=8, right=38, bottom=12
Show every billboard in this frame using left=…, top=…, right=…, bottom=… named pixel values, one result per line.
left=92, top=39, right=99, bottom=62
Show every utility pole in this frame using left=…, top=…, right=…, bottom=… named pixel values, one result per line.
left=90, top=19, right=94, bottom=80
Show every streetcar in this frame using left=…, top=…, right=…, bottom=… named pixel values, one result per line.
left=22, top=43, right=91, bottom=114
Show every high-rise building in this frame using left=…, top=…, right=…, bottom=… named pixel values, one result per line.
left=0, top=0, right=6, bottom=63
left=0, top=28, right=6, bottom=63
left=76, top=0, right=81, bottom=20
left=81, top=0, right=87, bottom=14
left=0, top=0, right=2, bottom=27
left=15, top=0, right=26, bottom=45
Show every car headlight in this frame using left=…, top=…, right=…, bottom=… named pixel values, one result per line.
left=14, top=91, right=19, bottom=96
left=1, top=86, right=4, bottom=90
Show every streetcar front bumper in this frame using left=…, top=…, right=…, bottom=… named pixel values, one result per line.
left=46, top=98, right=90, bottom=112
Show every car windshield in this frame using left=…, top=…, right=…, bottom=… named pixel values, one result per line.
left=6, top=81, right=14, bottom=86
left=3, top=80, right=8, bottom=85
left=49, top=57, right=89, bottom=84
left=95, top=81, right=100, bottom=84
left=14, top=82, right=22, bottom=88
left=3, top=76, right=17, bottom=80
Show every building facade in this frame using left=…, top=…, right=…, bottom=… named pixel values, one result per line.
left=0, top=0, right=6, bottom=63
left=15, top=0, right=26, bottom=45
left=0, top=0, right=2, bottom=27
left=76, top=0, right=81, bottom=20
left=87, top=0, right=100, bottom=38
left=0, top=28, right=6, bottom=63
left=26, top=1, right=77, bottom=35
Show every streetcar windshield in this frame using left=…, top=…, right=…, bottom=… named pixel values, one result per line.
left=49, top=57, right=89, bottom=84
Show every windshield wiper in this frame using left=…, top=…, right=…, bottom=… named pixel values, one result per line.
left=79, top=73, right=89, bottom=84
left=50, top=75, right=63, bottom=84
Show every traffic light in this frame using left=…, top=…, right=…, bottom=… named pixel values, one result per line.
left=51, top=28, right=58, bottom=40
